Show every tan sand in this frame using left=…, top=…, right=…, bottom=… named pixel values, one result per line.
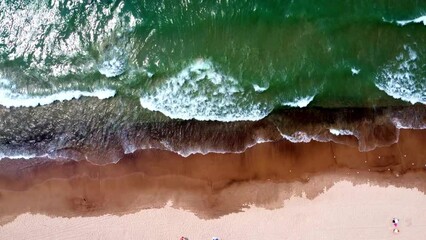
left=1, top=180, right=425, bottom=240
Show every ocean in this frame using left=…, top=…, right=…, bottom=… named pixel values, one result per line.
left=0, top=0, right=425, bottom=163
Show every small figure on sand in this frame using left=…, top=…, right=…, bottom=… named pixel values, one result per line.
left=212, top=237, right=220, bottom=240
left=180, top=237, right=188, bottom=240
left=392, top=218, right=400, bottom=234
left=392, top=218, right=399, bottom=227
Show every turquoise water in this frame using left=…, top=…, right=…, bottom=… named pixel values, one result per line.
left=0, top=0, right=425, bottom=121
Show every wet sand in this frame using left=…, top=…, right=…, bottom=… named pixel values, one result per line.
left=0, top=129, right=425, bottom=226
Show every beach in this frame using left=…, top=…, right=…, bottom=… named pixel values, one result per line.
left=0, top=1, right=425, bottom=238
left=1, top=176, right=426, bottom=239
left=0, top=129, right=425, bottom=239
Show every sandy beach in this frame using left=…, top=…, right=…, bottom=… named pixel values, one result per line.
left=0, top=1, right=425, bottom=239
left=1, top=178, right=426, bottom=240
left=0, top=129, right=424, bottom=219
left=0, top=129, right=425, bottom=239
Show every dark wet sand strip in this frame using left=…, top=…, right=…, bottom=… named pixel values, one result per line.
left=0, top=129, right=425, bottom=224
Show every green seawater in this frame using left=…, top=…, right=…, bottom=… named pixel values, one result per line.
left=0, top=0, right=425, bottom=121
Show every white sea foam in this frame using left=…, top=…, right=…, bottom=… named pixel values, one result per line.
left=275, top=126, right=329, bottom=143
left=391, top=118, right=426, bottom=130
left=98, top=46, right=128, bottom=78
left=123, top=144, right=138, bottom=155
left=0, top=153, right=38, bottom=160
left=351, top=67, right=360, bottom=75
left=329, top=129, right=354, bottom=136
left=0, top=1, right=137, bottom=76
left=0, top=81, right=116, bottom=108
left=0, top=79, right=10, bottom=86
left=282, top=95, right=315, bottom=108
left=281, top=131, right=314, bottom=143
left=397, top=15, right=426, bottom=26
left=158, top=136, right=272, bottom=157
left=140, top=59, right=272, bottom=121
left=375, top=45, right=425, bottom=105
left=49, top=61, right=96, bottom=77
left=252, top=83, right=269, bottom=92
left=0, top=151, right=59, bottom=160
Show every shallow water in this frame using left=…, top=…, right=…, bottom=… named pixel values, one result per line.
left=0, top=0, right=425, bottom=161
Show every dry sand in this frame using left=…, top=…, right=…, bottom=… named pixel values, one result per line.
left=1, top=180, right=426, bottom=240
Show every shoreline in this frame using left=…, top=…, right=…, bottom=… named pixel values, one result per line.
left=0, top=103, right=425, bottom=164
left=0, top=129, right=425, bottom=224
left=1, top=1, right=425, bottom=238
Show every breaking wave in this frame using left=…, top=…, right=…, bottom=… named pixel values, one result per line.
left=282, top=95, right=315, bottom=108
left=375, top=45, right=425, bottom=105
left=98, top=46, right=128, bottom=78
left=329, top=129, right=354, bottom=136
left=396, top=15, right=426, bottom=26
left=0, top=79, right=115, bottom=108
left=140, top=59, right=273, bottom=122
left=0, top=1, right=137, bottom=77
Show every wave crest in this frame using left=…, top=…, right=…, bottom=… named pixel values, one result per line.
left=375, top=45, right=425, bottom=105
left=0, top=78, right=115, bottom=107
left=140, top=59, right=273, bottom=121
left=396, top=16, right=426, bottom=26
left=282, top=95, right=315, bottom=108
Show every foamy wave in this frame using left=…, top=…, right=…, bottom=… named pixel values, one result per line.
left=0, top=151, right=83, bottom=161
left=0, top=1, right=137, bottom=77
left=252, top=83, right=269, bottom=92
left=0, top=80, right=115, bottom=107
left=375, top=45, right=425, bottom=104
left=282, top=95, right=315, bottom=108
left=391, top=118, right=426, bottom=130
left=275, top=126, right=320, bottom=143
left=397, top=16, right=426, bottom=26
left=329, top=129, right=354, bottom=136
left=0, top=153, right=38, bottom=160
left=158, top=137, right=272, bottom=157
left=351, top=67, right=360, bottom=75
left=140, top=59, right=272, bottom=121
left=281, top=131, right=314, bottom=143
left=98, top=46, right=128, bottom=78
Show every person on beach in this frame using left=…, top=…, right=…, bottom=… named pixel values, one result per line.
left=392, top=218, right=399, bottom=227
